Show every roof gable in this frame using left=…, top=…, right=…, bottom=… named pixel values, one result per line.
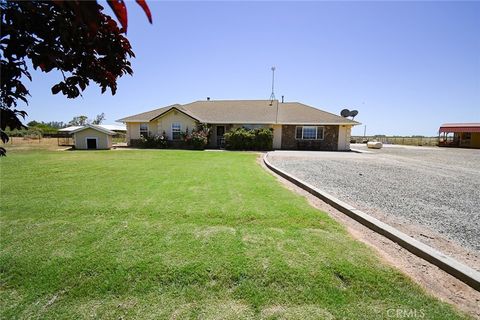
left=71, top=124, right=116, bottom=135
left=150, top=106, right=200, bottom=122
left=116, top=104, right=180, bottom=122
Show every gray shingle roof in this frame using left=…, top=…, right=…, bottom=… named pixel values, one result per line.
left=117, top=100, right=360, bottom=125
left=117, top=104, right=180, bottom=122
left=277, top=102, right=359, bottom=124
left=179, top=100, right=278, bottom=124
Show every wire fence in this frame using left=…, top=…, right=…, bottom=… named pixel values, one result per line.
left=6, top=134, right=126, bottom=147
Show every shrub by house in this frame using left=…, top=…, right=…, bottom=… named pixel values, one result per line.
left=224, top=127, right=273, bottom=150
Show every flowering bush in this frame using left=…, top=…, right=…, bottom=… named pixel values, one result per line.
left=140, top=133, right=167, bottom=148
left=137, top=124, right=210, bottom=149
left=190, top=131, right=208, bottom=149
left=181, top=124, right=210, bottom=149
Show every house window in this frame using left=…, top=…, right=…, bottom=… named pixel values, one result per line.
left=140, top=123, right=148, bottom=138
left=172, top=122, right=181, bottom=140
left=295, top=126, right=324, bottom=140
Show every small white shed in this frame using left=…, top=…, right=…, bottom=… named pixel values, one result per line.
left=71, top=124, right=115, bottom=150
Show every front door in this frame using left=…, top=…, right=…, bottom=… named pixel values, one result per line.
left=216, top=126, right=225, bottom=148
left=86, top=138, right=97, bottom=149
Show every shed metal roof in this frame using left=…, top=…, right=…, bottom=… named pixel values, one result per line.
left=59, top=126, right=83, bottom=132
left=439, top=123, right=480, bottom=133
left=70, top=124, right=116, bottom=135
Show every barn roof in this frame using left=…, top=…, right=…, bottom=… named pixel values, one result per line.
left=439, top=123, right=480, bottom=133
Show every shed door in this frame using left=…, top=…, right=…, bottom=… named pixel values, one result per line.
left=87, top=138, right=97, bottom=149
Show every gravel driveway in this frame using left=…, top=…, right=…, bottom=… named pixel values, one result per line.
left=268, top=144, right=480, bottom=253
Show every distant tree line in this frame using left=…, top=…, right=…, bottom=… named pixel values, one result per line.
left=5, top=113, right=106, bottom=138
left=68, top=113, right=105, bottom=126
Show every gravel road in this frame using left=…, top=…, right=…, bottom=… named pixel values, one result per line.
left=268, top=144, right=480, bottom=253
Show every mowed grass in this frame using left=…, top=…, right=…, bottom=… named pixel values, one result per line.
left=0, top=150, right=468, bottom=319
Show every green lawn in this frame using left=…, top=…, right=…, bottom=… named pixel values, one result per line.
left=0, top=150, right=468, bottom=319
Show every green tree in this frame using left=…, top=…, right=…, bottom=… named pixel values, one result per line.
left=0, top=0, right=152, bottom=156
left=91, top=113, right=106, bottom=125
left=68, top=116, right=89, bottom=127
left=27, top=120, right=40, bottom=127
left=45, top=121, right=67, bottom=129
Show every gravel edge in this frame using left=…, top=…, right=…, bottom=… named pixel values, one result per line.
left=263, top=152, right=480, bottom=292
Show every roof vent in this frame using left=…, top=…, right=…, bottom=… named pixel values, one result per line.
left=207, top=97, right=210, bottom=101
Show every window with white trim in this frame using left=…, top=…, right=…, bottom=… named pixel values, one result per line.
left=295, top=126, right=324, bottom=140
left=140, top=123, right=148, bottom=138
left=172, top=122, right=181, bottom=140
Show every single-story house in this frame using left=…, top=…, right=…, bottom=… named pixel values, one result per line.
left=117, top=99, right=360, bottom=151
left=438, top=123, right=480, bottom=149
left=70, top=124, right=116, bottom=150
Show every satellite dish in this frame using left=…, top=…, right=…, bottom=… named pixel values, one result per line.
left=340, top=108, right=359, bottom=119
left=340, top=109, right=350, bottom=117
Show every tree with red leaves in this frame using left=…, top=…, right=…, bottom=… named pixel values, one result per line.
left=0, top=0, right=152, bottom=156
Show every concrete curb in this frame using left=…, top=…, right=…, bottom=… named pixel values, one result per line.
left=350, top=148, right=373, bottom=154
left=263, top=153, right=480, bottom=292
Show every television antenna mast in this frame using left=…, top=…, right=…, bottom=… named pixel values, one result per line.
left=269, top=66, right=276, bottom=104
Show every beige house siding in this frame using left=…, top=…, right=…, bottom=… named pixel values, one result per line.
left=74, top=128, right=112, bottom=149
left=272, top=124, right=282, bottom=149
left=127, top=122, right=156, bottom=144
left=126, top=111, right=197, bottom=145
left=154, top=110, right=197, bottom=139
left=127, top=122, right=141, bottom=141
left=337, top=125, right=352, bottom=151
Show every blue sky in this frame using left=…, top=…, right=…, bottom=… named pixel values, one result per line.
left=23, top=1, right=479, bottom=136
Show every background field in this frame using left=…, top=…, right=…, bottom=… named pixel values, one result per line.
left=3, top=136, right=126, bottom=151
left=0, top=149, right=469, bottom=319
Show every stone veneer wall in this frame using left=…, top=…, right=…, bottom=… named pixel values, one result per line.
left=281, top=125, right=339, bottom=151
